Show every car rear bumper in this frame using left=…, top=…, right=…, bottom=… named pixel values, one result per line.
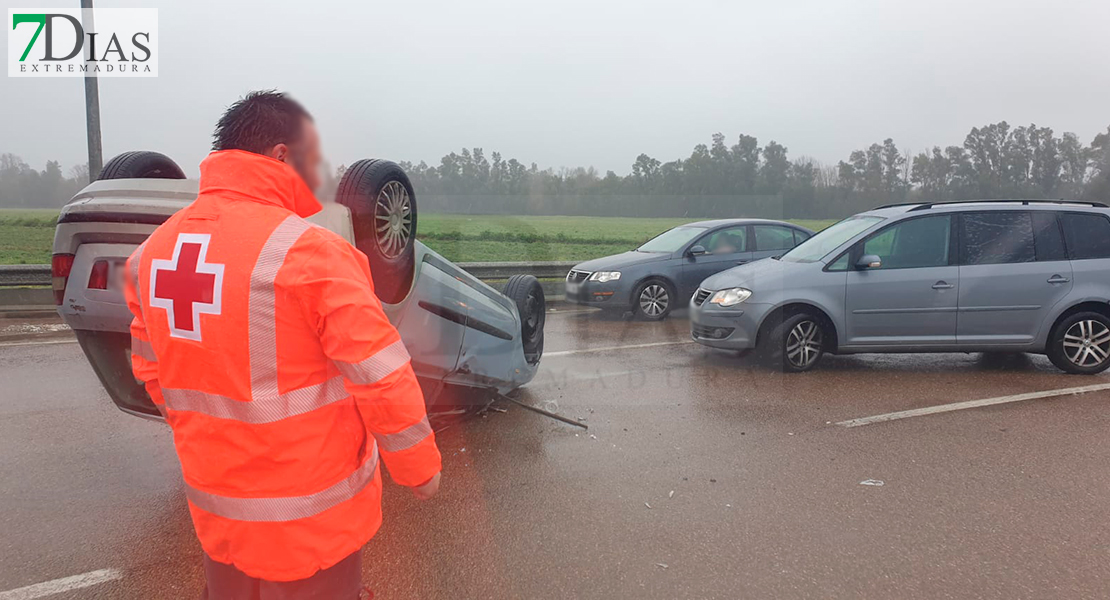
left=689, top=300, right=770, bottom=350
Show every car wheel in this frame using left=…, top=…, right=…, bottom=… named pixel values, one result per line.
left=763, top=312, right=825, bottom=372
left=503, top=275, right=545, bottom=365
left=337, top=159, right=417, bottom=305
left=1047, top=312, right=1110, bottom=374
left=633, top=279, right=673, bottom=321
left=97, top=151, right=185, bottom=180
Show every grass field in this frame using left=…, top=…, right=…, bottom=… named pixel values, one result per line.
left=0, top=209, right=834, bottom=265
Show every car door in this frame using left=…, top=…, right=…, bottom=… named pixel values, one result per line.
left=957, top=211, right=1073, bottom=346
left=752, top=225, right=803, bottom=261
left=844, top=214, right=959, bottom=347
left=678, top=225, right=753, bottom=297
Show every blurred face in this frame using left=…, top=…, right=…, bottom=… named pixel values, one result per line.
left=271, top=118, right=322, bottom=192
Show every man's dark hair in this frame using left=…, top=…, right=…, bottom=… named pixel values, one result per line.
left=212, top=90, right=312, bottom=154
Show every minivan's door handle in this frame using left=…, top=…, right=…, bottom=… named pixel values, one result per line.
left=736, top=259, right=750, bottom=265
left=932, top=281, right=954, bottom=290
left=1047, top=275, right=1070, bottom=284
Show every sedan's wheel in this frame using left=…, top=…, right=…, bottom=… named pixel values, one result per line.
left=503, top=275, right=545, bottom=365
left=634, top=279, right=672, bottom=320
left=337, top=159, right=418, bottom=305
left=1048, top=312, right=1110, bottom=374
left=764, top=312, right=825, bottom=372
left=97, top=151, right=185, bottom=180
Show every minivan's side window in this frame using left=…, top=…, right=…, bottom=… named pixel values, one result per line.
left=960, top=212, right=1035, bottom=265
left=860, top=215, right=951, bottom=269
left=1061, top=213, right=1110, bottom=260
left=753, top=226, right=796, bottom=252
left=1031, top=212, right=1067, bottom=262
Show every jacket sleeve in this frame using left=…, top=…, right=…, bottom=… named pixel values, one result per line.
left=124, top=243, right=167, bottom=419
left=295, top=235, right=442, bottom=488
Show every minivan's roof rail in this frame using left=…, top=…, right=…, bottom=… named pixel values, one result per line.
left=876, top=199, right=1109, bottom=211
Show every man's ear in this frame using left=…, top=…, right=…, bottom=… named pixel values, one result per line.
left=266, top=143, right=290, bottom=162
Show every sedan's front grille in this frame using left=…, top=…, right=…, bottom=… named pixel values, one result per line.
left=693, top=288, right=712, bottom=306
left=566, top=270, right=590, bottom=283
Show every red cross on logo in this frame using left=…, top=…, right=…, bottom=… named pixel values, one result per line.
left=149, top=233, right=225, bottom=341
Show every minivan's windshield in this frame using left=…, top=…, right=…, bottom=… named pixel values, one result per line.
left=638, top=225, right=708, bottom=253
left=780, top=216, right=884, bottom=263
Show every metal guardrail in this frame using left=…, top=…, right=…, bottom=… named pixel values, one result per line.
left=0, top=265, right=52, bottom=288
left=0, top=261, right=575, bottom=288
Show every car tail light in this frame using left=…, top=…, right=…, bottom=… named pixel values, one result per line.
left=88, top=260, right=110, bottom=290
left=52, top=253, right=75, bottom=305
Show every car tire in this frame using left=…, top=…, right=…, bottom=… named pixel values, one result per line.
left=337, top=159, right=417, bottom=305
left=632, top=278, right=674, bottom=321
left=762, top=312, right=825, bottom=372
left=503, top=275, right=545, bottom=365
left=97, top=151, right=186, bottom=180
left=1047, top=312, right=1110, bottom=375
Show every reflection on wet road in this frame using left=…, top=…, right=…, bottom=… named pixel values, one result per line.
left=3, top=309, right=1110, bottom=598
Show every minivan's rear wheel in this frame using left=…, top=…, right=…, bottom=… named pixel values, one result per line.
left=337, top=159, right=417, bottom=305
left=1048, top=312, right=1110, bottom=374
left=633, top=279, right=673, bottom=321
left=763, top=312, right=825, bottom=372
left=503, top=275, right=545, bottom=365
left=98, top=151, right=185, bottom=180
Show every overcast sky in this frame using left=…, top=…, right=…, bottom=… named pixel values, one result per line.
left=3, top=0, right=1109, bottom=178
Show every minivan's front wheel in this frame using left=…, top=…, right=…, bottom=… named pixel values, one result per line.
left=1048, top=312, right=1110, bottom=374
left=764, top=313, right=825, bottom=372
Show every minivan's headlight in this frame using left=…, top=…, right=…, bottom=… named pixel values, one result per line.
left=709, top=287, right=752, bottom=307
left=589, top=271, right=621, bottom=283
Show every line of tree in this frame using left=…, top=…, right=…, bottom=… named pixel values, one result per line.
left=5, top=120, right=1109, bottom=220
left=390, top=121, right=1110, bottom=219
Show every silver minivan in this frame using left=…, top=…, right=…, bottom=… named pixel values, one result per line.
left=690, top=200, right=1110, bottom=374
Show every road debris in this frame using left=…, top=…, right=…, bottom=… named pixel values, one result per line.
left=668, top=490, right=675, bottom=498
left=860, top=479, right=885, bottom=486
left=644, top=502, right=652, bottom=509
left=655, top=563, right=668, bottom=569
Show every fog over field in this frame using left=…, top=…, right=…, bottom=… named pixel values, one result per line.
left=3, top=0, right=1109, bottom=176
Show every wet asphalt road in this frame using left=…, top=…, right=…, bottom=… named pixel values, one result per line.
left=3, top=309, right=1110, bottom=599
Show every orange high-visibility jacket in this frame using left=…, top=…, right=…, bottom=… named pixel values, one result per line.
left=124, top=150, right=441, bottom=582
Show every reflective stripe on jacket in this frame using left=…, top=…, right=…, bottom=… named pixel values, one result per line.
left=124, top=150, right=441, bottom=582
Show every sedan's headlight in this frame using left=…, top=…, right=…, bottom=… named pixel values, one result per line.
left=709, top=287, right=752, bottom=307
left=589, top=271, right=621, bottom=283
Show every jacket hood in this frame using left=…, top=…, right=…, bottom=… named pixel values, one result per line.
left=700, top=257, right=812, bottom=292
left=573, top=250, right=670, bottom=271
left=198, top=150, right=321, bottom=218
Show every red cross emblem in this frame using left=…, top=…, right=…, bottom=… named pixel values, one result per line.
left=149, top=233, right=225, bottom=341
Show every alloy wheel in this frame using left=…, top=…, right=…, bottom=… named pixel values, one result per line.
left=374, top=181, right=413, bottom=259
left=786, top=320, right=823, bottom=369
left=639, top=284, right=669, bottom=317
left=1062, top=320, right=1110, bottom=368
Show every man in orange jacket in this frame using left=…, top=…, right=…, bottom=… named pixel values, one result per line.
left=124, top=90, right=442, bottom=599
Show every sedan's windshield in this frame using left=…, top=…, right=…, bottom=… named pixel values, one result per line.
left=780, top=216, right=884, bottom=263
left=638, top=225, right=708, bottom=253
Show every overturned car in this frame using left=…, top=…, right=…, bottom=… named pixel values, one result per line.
left=52, top=151, right=546, bottom=419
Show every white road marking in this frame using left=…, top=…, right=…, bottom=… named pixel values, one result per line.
left=545, top=340, right=694, bottom=357
left=0, top=338, right=79, bottom=349
left=837, top=382, right=1110, bottom=428
left=0, top=569, right=122, bottom=600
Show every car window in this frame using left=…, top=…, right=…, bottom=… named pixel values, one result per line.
left=960, top=212, right=1035, bottom=265
left=699, top=226, right=748, bottom=255
left=1061, top=213, right=1110, bottom=260
left=794, top=230, right=811, bottom=244
left=1032, top=212, right=1067, bottom=262
left=637, top=226, right=708, bottom=253
left=861, top=215, right=951, bottom=269
left=753, top=226, right=796, bottom=251
left=783, top=216, right=883, bottom=263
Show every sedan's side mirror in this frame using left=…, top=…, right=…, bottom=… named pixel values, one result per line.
left=856, top=254, right=882, bottom=270
left=687, top=245, right=707, bottom=257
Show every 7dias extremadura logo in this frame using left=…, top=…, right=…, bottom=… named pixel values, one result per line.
left=8, top=8, right=157, bottom=77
